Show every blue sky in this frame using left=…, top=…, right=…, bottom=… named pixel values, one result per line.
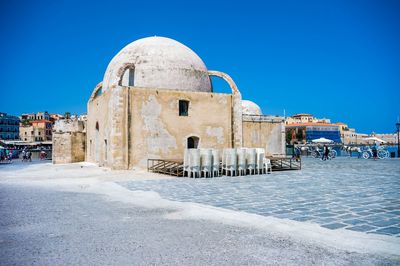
left=0, top=0, right=399, bottom=133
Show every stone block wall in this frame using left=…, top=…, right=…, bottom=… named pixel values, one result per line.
left=52, top=120, right=86, bottom=164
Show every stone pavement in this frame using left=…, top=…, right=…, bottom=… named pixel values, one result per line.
left=121, top=157, right=400, bottom=237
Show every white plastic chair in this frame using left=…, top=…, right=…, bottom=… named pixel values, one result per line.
left=264, top=157, right=272, bottom=174
left=246, top=148, right=256, bottom=175
left=237, top=148, right=247, bottom=176
left=189, top=149, right=200, bottom=178
left=200, top=149, right=212, bottom=178
left=225, top=148, right=237, bottom=176
left=211, top=149, right=220, bottom=177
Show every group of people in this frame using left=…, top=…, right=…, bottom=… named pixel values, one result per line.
left=292, top=145, right=334, bottom=161
left=294, top=141, right=384, bottom=161
left=0, top=148, right=13, bottom=163
left=21, top=149, right=33, bottom=162
left=0, top=147, right=49, bottom=163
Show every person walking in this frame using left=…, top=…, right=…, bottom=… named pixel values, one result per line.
left=21, top=148, right=27, bottom=162
left=294, top=146, right=301, bottom=162
left=322, top=145, right=329, bottom=161
left=372, top=141, right=378, bottom=161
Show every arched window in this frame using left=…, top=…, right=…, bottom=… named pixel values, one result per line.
left=95, top=122, right=100, bottom=163
left=187, top=136, right=199, bottom=149
left=94, top=87, right=102, bottom=98
left=104, top=139, right=107, bottom=160
left=119, top=66, right=135, bottom=86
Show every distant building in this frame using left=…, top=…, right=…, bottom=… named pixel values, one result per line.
left=336, top=122, right=357, bottom=144
left=78, top=114, right=87, bottom=121
left=21, top=111, right=50, bottom=121
left=36, top=112, right=50, bottom=120
left=286, top=114, right=331, bottom=125
left=0, top=113, right=20, bottom=140
left=19, top=120, right=53, bottom=142
left=286, top=123, right=341, bottom=144
left=286, top=115, right=396, bottom=145
left=369, top=133, right=398, bottom=145
left=50, top=113, right=65, bottom=122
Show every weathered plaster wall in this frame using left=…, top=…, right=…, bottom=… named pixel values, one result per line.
left=208, top=71, right=242, bottom=148
left=86, top=88, right=113, bottom=167
left=52, top=120, right=86, bottom=164
left=129, top=87, right=233, bottom=167
left=86, top=84, right=284, bottom=170
left=53, top=133, right=73, bottom=163
left=242, top=121, right=286, bottom=156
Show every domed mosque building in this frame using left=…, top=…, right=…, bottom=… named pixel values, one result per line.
left=53, top=37, right=285, bottom=169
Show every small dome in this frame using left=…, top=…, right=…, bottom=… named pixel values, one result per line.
left=102, top=36, right=211, bottom=92
left=242, top=100, right=262, bottom=115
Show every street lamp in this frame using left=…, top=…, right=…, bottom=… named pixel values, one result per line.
left=396, top=122, right=400, bottom=158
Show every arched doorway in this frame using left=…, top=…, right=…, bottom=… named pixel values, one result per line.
left=187, top=136, right=199, bottom=149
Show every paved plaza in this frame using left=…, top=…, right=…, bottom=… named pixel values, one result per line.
left=121, top=157, right=400, bottom=237
left=1, top=158, right=399, bottom=265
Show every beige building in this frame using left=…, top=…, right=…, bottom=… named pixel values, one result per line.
left=368, top=133, right=398, bottom=144
left=21, top=111, right=51, bottom=121
left=286, top=113, right=331, bottom=125
left=336, top=122, right=357, bottom=144
left=53, top=37, right=285, bottom=169
left=20, top=120, right=53, bottom=142
left=50, top=114, right=65, bottom=121
left=335, top=122, right=396, bottom=145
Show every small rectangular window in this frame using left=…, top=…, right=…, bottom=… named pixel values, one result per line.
left=179, top=100, right=189, bottom=116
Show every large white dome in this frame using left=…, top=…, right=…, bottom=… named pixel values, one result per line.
left=242, top=100, right=262, bottom=115
left=102, top=36, right=211, bottom=92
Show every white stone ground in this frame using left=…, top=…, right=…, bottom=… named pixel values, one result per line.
left=0, top=161, right=399, bottom=265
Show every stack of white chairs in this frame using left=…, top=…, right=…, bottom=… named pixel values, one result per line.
left=211, top=149, right=220, bottom=177
left=237, top=148, right=247, bottom=176
left=200, top=149, right=212, bottom=178
left=223, top=148, right=237, bottom=176
left=256, top=148, right=265, bottom=174
left=183, top=147, right=270, bottom=178
left=221, top=149, right=227, bottom=175
left=221, top=148, right=228, bottom=176
left=188, top=149, right=201, bottom=178
left=183, top=149, right=190, bottom=177
left=256, top=152, right=265, bottom=174
left=246, top=148, right=257, bottom=175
